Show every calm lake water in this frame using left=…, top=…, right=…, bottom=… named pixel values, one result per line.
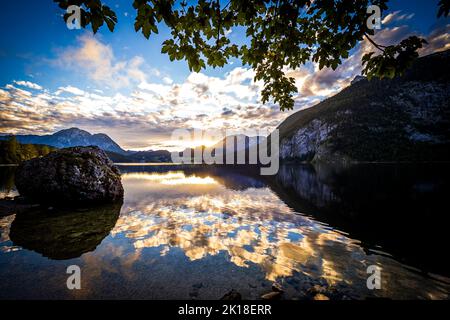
left=0, top=163, right=449, bottom=299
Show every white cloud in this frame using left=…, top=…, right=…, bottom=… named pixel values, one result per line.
left=0, top=67, right=285, bottom=150
left=2, top=22, right=448, bottom=150
left=138, top=81, right=172, bottom=95
left=420, top=24, right=450, bottom=56
left=162, top=76, right=173, bottom=84
left=13, top=80, right=43, bottom=90
left=56, top=34, right=147, bottom=89
left=382, top=11, right=415, bottom=25
left=55, top=85, right=86, bottom=96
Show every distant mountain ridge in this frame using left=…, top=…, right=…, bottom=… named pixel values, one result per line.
left=0, top=128, right=175, bottom=163
left=212, top=134, right=265, bottom=151
left=0, top=128, right=127, bottom=154
left=175, top=134, right=266, bottom=163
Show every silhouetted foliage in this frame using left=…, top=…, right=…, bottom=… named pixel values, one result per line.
left=0, top=137, right=55, bottom=164
left=438, top=0, right=450, bottom=18
left=54, top=0, right=447, bottom=111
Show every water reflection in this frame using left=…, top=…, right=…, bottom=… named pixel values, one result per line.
left=273, top=163, right=450, bottom=276
left=111, top=167, right=449, bottom=299
left=0, top=166, right=17, bottom=199
left=0, top=164, right=449, bottom=299
left=9, top=203, right=121, bottom=260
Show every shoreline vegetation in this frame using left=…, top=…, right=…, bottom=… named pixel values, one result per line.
left=0, top=137, right=55, bottom=164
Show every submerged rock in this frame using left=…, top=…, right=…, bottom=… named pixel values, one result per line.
left=313, top=293, right=330, bottom=300
left=15, top=146, right=123, bottom=205
left=261, top=291, right=282, bottom=300
left=306, top=284, right=341, bottom=300
left=220, top=289, right=242, bottom=300
left=272, top=282, right=284, bottom=293
left=307, top=285, right=327, bottom=295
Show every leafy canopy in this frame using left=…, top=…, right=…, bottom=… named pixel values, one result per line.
left=54, top=0, right=448, bottom=111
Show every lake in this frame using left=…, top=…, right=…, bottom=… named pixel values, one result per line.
left=0, top=163, right=449, bottom=299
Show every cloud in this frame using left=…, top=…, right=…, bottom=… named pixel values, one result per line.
left=221, top=107, right=235, bottom=117
left=382, top=11, right=415, bottom=25
left=2, top=19, right=448, bottom=150
left=284, top=17, right=449, bottom=107
left=162, top=77, right=173, bottom=84
left=55, top=34, right=147, bottom=89
left=0, top=67, right=287, bottom=150
left=13, top=80, right=43, bottom=90
left=55, top=85, right=85, bottom=96
left=420, top=24, right=450, bottom=56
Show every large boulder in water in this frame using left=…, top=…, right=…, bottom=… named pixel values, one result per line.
left=15, top=146, right=123, bottom=205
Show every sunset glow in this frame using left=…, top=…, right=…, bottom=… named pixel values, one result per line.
left=1, top=2, right=448, bottom=150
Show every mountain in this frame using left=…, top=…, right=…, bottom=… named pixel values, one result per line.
left=212, top=134, right=264, bottom=152
left=276, top=49, right=450, bottom=162
left=0, top=128, right=126, bottom=154
left=175, top=134, right=265, bottom=163
left=0, top=128, right=175, bottom=163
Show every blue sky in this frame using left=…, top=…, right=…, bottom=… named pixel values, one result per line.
left=0, top=0, right=448, bottom=150
left=0, top=0, right=246, bottom=93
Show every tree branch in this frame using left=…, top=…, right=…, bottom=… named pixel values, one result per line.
left=364, top=33, right=387, bottom=52
left=216, top=0, right=221, bottom=47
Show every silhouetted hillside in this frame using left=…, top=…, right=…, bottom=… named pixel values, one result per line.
left=276, top=50, right=450, bottom=162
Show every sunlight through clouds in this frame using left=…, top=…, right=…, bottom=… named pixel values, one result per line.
left=1, top=18, right=449, bottom=150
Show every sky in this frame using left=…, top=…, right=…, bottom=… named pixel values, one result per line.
left=0, top=0, right=448, bottom=151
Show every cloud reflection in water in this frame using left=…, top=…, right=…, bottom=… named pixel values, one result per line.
left=109, top=170, right=449, bottom=299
